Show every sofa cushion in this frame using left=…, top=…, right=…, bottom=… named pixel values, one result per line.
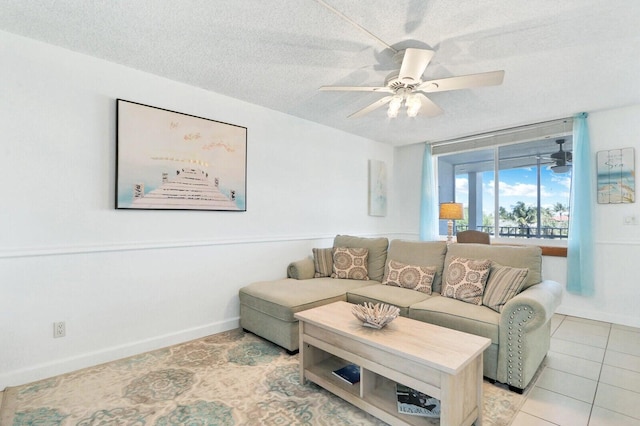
left=442, top=257, right=491, bottom=305
left=483, top=264, right=529, bottom=312
left=347, top=284, right=432, bottom=316
left=382, top=260, right=435, bottom=294
left=409, top=295, right=500, bottom=344
left=334, top=235, right=388, bottom=283
left=332, top=247, right=369, bottom=280
left=239, top=278, right=372, bottom=322
left=312, top=248, right=333, bottom=278
left=445, top=243, right=542, bottom=289
left=386, top=240, right=448, bottom=293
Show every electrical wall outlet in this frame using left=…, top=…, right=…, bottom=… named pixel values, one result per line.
left=624, top=215, right=637, bottom=225
left=53, top=321, right=66, bottom=338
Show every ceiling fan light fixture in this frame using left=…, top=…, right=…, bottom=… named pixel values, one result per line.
left=405, top=94, right=421, bottom=117
left=549, top=138, right=572, bottom=173
left=387, top=95, right=402, bottom=118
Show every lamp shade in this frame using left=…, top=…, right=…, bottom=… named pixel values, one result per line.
left=439, top=202, right=464, bottom=220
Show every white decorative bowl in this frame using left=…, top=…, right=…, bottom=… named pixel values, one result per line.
left=351, top=302, right=400, bottom=329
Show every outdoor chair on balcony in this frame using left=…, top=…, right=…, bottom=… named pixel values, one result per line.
left=456, top=230, right=490, bottom=244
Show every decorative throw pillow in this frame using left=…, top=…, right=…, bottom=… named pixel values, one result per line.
left=382, top=260, right=436, bottom=294
left=312, top=248, right=334, bottom=278
left=483, top=264, right=529, bottom=312
left=332, top=247, right=369, bottom=280
left=443, top=257, right=492, bottom=305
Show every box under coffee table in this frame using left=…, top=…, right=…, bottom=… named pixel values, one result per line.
left=294, top=301, right=491, bottom=426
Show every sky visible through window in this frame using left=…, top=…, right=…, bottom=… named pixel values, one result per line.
left=456, top=166, right=571, bottom=218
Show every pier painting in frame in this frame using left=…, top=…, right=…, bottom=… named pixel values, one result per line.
left=116, top=99, right=247, bottom=211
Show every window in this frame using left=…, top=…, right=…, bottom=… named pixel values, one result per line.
left=435, top=120, right=572, bottom=240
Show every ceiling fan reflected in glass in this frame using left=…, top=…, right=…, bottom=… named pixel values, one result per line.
left=549, top=139, right=572, bottom=174
left=319, top=48, right=505, bottom=119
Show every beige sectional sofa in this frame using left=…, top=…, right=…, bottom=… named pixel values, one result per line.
left=239, top=235, right=562, bottom=392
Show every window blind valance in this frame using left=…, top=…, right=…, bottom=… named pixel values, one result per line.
left=430, top=118, right=573, bottom=156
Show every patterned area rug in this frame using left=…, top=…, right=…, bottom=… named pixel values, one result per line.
left=0, top=329, right=523, bottom=425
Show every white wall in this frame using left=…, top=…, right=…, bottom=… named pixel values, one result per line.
left=0, top=31, right=395, bottom=388
left=561, top=105, right=640, bottom=326
left=394, top=105, right=640, bottom=328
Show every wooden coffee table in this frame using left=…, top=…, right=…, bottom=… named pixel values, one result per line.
left=295, top=301, right=491, bottom=425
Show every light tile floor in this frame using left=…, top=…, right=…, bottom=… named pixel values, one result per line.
left=512, top=315, right=640, bottom=425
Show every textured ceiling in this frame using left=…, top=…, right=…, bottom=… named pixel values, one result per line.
left=2, top=0, right=639, bottom=146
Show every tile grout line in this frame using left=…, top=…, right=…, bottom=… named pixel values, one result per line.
left=586, top=322, right=612, bottom=425
left=549, top=336, right=608, bottom=363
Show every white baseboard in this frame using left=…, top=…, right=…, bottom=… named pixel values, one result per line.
left=0, top=318, right=239, bottom=390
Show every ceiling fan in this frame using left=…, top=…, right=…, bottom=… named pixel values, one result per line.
left=548, top=139, right=572, bottom=173
left=319, top=48, right=505, bottom=119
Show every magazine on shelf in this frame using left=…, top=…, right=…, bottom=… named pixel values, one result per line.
left=396, top=384, right=441, bottom=418
left=331, top=364, right=360, bottom=385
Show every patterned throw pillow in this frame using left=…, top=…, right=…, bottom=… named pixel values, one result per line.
left=312, top=248, right=334, bottom=278
left=382, top=260, right=436, bottom=294
left=332, top=247, right=369, bottom=280
left=483, top=264, right=529, bottom=312
left=443, top=257, right=492, bottom=305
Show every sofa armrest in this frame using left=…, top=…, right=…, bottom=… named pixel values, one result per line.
left=502, top=280, right=563, bottom=330
left=287, top=257, right=316, bottom=280
left=497, top=280, right=562, bottom=389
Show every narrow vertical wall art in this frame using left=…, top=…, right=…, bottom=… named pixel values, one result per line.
left=368, top=160, right=387, bottom=216
left=596, top=147, right=635, bottom=204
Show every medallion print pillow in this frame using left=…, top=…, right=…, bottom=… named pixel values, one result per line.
left=443, top=257, right=491, bottom=304
left=332, top=247, right=369, bottom=280
left=382, top=260, right=436, bottom=294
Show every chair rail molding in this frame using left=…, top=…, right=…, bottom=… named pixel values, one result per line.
left=0, top=232, right=400, bottom=259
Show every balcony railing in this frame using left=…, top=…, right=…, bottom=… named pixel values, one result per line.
left=456, top=225, right=569, bottom=239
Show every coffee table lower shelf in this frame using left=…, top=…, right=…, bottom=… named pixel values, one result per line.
left=303, top=352, right=442, bottom=425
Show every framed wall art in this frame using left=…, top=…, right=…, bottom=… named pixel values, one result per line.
left=368, top=159, right=387, bottom=216
left=116, top=99, right=247, bottom=211
left=597, top=147, right=635, bottom=204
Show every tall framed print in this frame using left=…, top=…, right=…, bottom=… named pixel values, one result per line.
left=368, top=159, right=387, bottom=216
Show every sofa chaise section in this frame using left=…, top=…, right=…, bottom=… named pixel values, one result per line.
left=239, top=235, right=388, bottom=352
left=239, top=276, right=372, bottom=352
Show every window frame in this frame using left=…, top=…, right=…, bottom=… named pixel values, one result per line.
left=433, top=119, right=573, bottom=246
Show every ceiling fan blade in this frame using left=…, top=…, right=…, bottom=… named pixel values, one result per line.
left=348, top=96, right=393, bottom=118
left=417, top=70, right=505, bottom=93
left=319, top=86, right=393, bottom=93
left=398, top=48, right=434, bottom=84
left=415, top=93, right=443, bottom=117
